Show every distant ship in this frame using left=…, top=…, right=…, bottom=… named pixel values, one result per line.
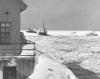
left=38, top=27, right=48, bottom=36
left=71, top=31, right=77, bottom=35
left=86, top=31, right=98, bottom=36
left=26, top=25, right=37, bottom=33
left=38, top=18, right=48, bottom=36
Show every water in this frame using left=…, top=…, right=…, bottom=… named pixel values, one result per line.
left=21, top=30, right=100, bottom=36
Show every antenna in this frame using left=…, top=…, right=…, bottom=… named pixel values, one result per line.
left=33, top=24, right=35, bottom=29
left=34, top=24, right=35, bottom=27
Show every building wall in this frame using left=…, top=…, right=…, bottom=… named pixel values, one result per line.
left=16, top=58, right=35, bottom=79
left=0, top=0, right=25, bottom=55
left=0, top=58, right=35, bottom=79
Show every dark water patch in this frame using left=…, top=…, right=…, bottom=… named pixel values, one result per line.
left=64, top=62, right=100, bottom=79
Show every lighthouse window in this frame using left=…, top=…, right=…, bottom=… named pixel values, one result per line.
left=0, top=22, right=10, bottom=44
left=1, top=23, right=5, bottom=27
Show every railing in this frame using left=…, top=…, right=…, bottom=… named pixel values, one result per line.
left=0, top=41, right=38, bottom=79
left=0, top=40, right=36, bottom=59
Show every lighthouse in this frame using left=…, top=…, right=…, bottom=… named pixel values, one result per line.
left=0, top=0, right=27, bottom=56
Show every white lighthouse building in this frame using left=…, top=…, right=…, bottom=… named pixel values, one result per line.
left=0, top=0, right=27, bottom=56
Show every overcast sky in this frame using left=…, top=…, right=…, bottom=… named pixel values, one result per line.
left=21, top=0, right=100, bottom=30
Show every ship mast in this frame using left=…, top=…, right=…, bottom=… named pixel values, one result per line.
left=43, top=17, right=46, bottom=32
left=43, top=17, right=45, bottom=30
left=42, top=17, right=47, bottom=35
left=33, top=24, right=36, bottom=29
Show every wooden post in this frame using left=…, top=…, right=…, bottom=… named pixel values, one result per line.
left=34, top=43, right=36, bottom=55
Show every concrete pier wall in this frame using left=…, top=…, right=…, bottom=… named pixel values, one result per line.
left=16, top=58, right=35, bottom=79
left=0, top=58, right=35, bottom=79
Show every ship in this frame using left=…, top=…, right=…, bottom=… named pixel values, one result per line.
left=86, top=31, right=98, bottom=36
left=26, top=25, right=37, bottom=33
left=38, top=18, right=48, bottom=36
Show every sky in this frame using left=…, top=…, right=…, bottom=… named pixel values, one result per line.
left=21, top=0, right=100, bottom=30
